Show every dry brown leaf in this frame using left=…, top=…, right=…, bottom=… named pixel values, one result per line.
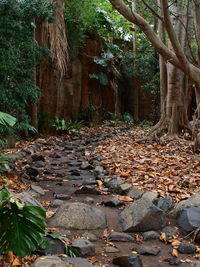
left=171, top=249, right=179, bottom=257
left=171, top=240, right=181, bottom=249
left=12, top=257, right=21, bottom=266
left=88, top=257, right=98, bottom=264
left=160, top=232, right=167, bottom=243
left=117, top=195, right=133, bottom=202
left=7, top=252, right=14, bottom=263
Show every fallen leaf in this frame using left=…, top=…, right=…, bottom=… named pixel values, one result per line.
left=7, top=252, right=14, bottom=263
left=171, top=240, right=181, bottom=249
left=160, top=232, right=167, bottom=243
left=171, top=249, right=179, bottom=257
left=117, top=195, right=133, bottom=202
left=12, top=257, right=21, bottom=266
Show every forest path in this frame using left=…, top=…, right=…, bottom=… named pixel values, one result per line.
left=7, top=126, right=199, bottom=267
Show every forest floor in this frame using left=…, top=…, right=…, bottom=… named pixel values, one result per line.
left=1, top=125, right=200, bottom=267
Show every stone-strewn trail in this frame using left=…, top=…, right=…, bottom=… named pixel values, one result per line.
left=11, top=127, right=200, bottom=267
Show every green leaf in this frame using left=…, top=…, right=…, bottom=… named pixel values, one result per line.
left=0, top=112, right=16, bottom=127
left=0, top=202, right=47, bottom=257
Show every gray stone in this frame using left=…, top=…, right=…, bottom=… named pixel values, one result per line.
left=82, top=232, right=98, bottom=242
left=105, top=246, right=120, bottom=253
left=120, top=198, right=165, bottom=232
left=132, top=244, right=160, bottom=255
left=102, top=198, right=124, bottom=207
left=25, top=167, right=39, bottom=177
left=62, top=257, right=94, bottom=267
left=32, top=154, right=45, bottom=162
left=34, top=161, right=45, bottom=168
left=49, top=202, right=107, bottom=230
left=157, top=197, right=173, bottom=212
left=32, top=256, right=65, bottom=267
left=104, top=177, right=123, bottom=192
left=94, top=166, right=104, bottom=175
left=128, top=188, right=144, bottom=200
left=84, top=197, right=94, bottom=205
left=169, top=258, right=181, bottom=265
left=142, top=231, right=160, bottom=241
left=142, top=191, right=158, bottom=203
left=119, top=183, right=132, bottom=194
left=108, top=232, right=135, bottom=242
left=51, top=199, right=64, bottom=207
left=178, top=243, right=196, bottom=254
left=17, top=192, right=43, bottom=208
left=54, top=194, right=71, bottom=200
left=169, top=193, right=200, bottom=219
left=178, top=207, right=200, bottom=233
left=80, top=162, right=92, bottom=170
left=31, top=184, right=45, bottom=196
left=41, top=236, right=66, bottom=255
left=72, top=238, right=95, bottom=256
left=113, top=254, right=143, bottom=267
left=190, top=261, right=200, bottom=267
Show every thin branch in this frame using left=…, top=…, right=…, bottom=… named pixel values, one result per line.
left=141, top=0, right=163, bottom=21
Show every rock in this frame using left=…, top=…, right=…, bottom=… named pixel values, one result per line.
left=169, top=193, right=200, bottom=219
left=84, top=197, right=94, bottom=205
left=128, top=188, right=144, bottom=200
left=51, top=199, right=64, bottom=207
left=157, top=197, right=173, bottom=212
left=49, top=202, right=107, bottom=230
left=71, top=238, right=95, bottom=256
left=74, top=186, right=100, bottom=195
left=62, top=257, right=94, bottom=267
left=54, top=194, right=71, bottom=200
left=94, top=166, right=104, bottom=175
left=31, top=154, right=45, bottom=162
left=190, top=261, right=200, bottom=267
left=17, top=192, right=43, bottom=208
left=108, top=232, right=135, bottom=242
left=142, top=231, right=160, bottom=241
left=25, top=167, right=39, bottom=177
left=120, top=198, right=165, bottom=232
left=119, top=183, right=132, bottom=194
left=102, top=198, right=124, bottom=207
left=40, top=236, right=66, bottom=255
left=82, top=232, right=98, bottom=242
left=105, top=246, right=120, bottom=253
left=104, top=177, right=124, bottom=192
left=178, top=207, right=200, bottom=233
left=195, top=231, right=200, bottom=243
left=31, top=184, right=45, bottom=196
left=80, top=162, right=93, bottom=170
left=178, top=243, right=196, bottom=254
left=141, top=191, right=158, bottom=203
left=31, top=256, right=65, bottom=267
left=34, top=161, right=45, bottom=168
left=22, top=148, right=33, bottom=154
left=113, top=254, right=143, bottom=267
left=132, top=244, right=160, bottom=255
left=162, top=226, right=178, bottom=240
left=169, top=258, right=181, bottom=265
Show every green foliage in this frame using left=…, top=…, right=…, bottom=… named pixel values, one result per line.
left=89, top=73, right=109, bottom=86
left=123, top=112, right=134, bottom=123
left=79, top=105, right=98, bottom=125
left=0, top=112, right=16, bottom=128
left=52, top=118, right=84, bottom=134
left=0, top=154, right=12, bottom=173
left=0, top=186, right=47, bottom=257
left=0, top=0, right=53, bottom=133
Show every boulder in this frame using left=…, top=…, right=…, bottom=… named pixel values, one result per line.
left=31, top=256, right=65, bottom=267
left=141, top=191, right=158, bottom=203
left=142, top=231, right=160, bottom=241
left=157, top=197, right=173, bottom=212
left=178, top=243, right=196, bottom=254
left=128, top=188, right=144, bottom=200
left=169, top=193, right=200, bottom=219
left=71, top=238, right=95, bottom=256
left=178, top=207, right=200, bottom=233
left=62, top=257, right=94, bottom=267
left=132, top=244, right=160, bottom=256
left=113, top=254, right=143, bottom=267
left=120, top=198, right=165, bottom=232
left=49, top=202, right=107, bottom=230
left=108, top=232, right=135, bottom=242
